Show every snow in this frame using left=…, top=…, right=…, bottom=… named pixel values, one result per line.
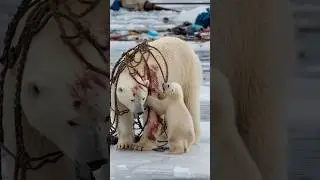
left=110, top=122, right=210, bottom=180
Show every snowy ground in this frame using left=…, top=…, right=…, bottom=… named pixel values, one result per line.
left=110, top=122, right=210, bottom=180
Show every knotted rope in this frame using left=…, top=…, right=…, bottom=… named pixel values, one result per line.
left=0, top=0, right=107, bottom=179
left=110, top=40, right=169, bottom=145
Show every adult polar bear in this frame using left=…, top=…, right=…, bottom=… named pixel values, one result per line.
left=1, top=0, right=108, bottom=180
left=111, top=37, right=202, bottom=150
left=213, top=0, right=296, bottom=180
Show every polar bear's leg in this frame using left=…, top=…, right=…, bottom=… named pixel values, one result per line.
left=116, top=111, right=134, bottom=150
left=186, top=129, right=195, bottom=150
left=131, top=109, right=157, bottom=151
left=184, top=79, right=201, bottom=143
left=168, top=139, right=185, bottom=154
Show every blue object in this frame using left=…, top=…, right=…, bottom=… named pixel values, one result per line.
left=147, top=30, right=158, bottom=37
left=194, top=8, right=210, bottom=28
left=147, top=30, right=159, bottom=40
left=110, top=0, right=121, bottom=11
left=186, top=24, right=203, bottom=37
left=191, top=24, right=203, bottom=31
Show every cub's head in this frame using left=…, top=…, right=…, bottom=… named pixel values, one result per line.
left=162, top=82, right=183, bottom=99
left=116, top=76, right=149, bottom=117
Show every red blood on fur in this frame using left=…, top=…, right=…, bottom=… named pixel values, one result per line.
left=145, top=64, right=164, bottom=139
left=131, top=85, right=140, bottom=96
left=70, top=69, right=106, bottom=99
left=126, top=64, right=163, bottom=140
left=148, top=67, right=160, bottom=92
left=150, top=64, right=159, bottom=71
left=147, top=111, right=162, bottom=139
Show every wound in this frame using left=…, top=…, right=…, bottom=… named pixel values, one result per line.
left=150, top=64, right=159, bottom=71
left=148, top=67, right=161, bottom=93
left=144, top=65, right=164, bottom=139
left=70, top=69, right=106, bottom=100
left=131, top=85, right=140, bottom=96
left=77, top=69, right=106, bottom=90
left=146, top=110, right=162, bottom=140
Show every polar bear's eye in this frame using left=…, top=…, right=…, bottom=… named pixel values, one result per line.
left=118, top=87, right=123, bottom=92
left=27, top=82, right=41, bottom=97
left=130, top=99, right=134, bottom=102
left=167, top=84, right=170, bottom=88
left=142, top=97, right=145, bottom=100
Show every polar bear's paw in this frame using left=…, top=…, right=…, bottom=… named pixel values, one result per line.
left=168, top=149, right=185, bottom=155
left=167, top=140, right=188, bottom=154
left=131, top=137, right=156, bottom=151
left=116, top=141, right=133, bottom=150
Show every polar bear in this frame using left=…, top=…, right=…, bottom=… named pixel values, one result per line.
left=212, top=68, right=262, bottom=180
left=146, top=82, right=195, bottom=154
left=111, top=37, right=202, bottom=150
left=1, top=1, right=108, bottom=180
left=213, top=0, right=296, bottom=179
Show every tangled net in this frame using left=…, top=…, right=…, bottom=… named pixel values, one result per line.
left=0, top=0, right=107, bottom=179
left=110, top=40, right=169, bottom=145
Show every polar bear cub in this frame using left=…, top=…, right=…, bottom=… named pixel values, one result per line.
left=146, top=82, right=195, bottom=154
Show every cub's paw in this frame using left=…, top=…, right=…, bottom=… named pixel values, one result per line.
left=131, top=137, right=156, bottom=151
left=167, top=143, right=186, bottom=155
left=168, top=148, right=185, bottom=155
left=116, top=141, right=132, bottom=150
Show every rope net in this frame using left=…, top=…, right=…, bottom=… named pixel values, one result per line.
left=110, top=40, right=169, bottom=146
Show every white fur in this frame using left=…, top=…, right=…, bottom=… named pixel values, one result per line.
left=212, top=68, right=262, bottom=180
left=146, top=82, right=195, bottom=154
left=213, top=0, right=296, bottom=180
left=2, top=1, right=108, bottom=180
left=111, top=37, right=202, bottom=150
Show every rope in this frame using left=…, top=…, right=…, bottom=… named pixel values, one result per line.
left=110, top=40, right=169, bottom=147
left=0, top=0, right=106, bottom=179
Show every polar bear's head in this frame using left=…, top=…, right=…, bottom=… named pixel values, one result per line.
left=162, top=82, right=184, bottom=100
left=116, top=73, right=149, bottom=117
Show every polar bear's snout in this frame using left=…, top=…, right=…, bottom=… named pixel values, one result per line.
left=134, top=105, right=144, bottom=117
left=133, top=95, right=144, bottom=118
